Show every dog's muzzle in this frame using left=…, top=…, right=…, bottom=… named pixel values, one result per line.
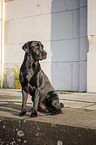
left=42, top=51, right=47, bottom=59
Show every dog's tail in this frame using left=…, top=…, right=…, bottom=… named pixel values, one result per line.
left=60, top=103, right=64, bottom=108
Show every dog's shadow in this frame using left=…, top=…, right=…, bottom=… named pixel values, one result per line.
left=0, top=103, right=52, bottom=118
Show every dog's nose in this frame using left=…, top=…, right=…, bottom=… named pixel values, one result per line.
left=43, top=51, right=47, bottom=56
left=42, top=51, right=47, bottom=59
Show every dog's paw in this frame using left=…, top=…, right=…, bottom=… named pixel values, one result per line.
left=60, top=103, right=64, bottom=108
left=30, top=112, right=37, bottom=118
left=19, top=111, right=26, bottom=116
left=52, top=109, right=63, bottom=115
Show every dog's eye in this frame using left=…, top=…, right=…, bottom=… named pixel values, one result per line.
left=40, top=47, right=43, bottom=52
left=35, top=46, right=40, bottom=50
left=36, top=44, right=39, bottom=47
left=35, top=45, right=39, bottom=49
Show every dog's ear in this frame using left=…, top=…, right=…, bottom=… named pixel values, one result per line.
left=22, top=44, right=27, bottom=51
left=22, top=41, right=32, bottom=53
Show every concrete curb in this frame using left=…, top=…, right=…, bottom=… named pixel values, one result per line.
left=0, top=89, right=96, bottom=144
left=0, top=117, right=96, bottom=145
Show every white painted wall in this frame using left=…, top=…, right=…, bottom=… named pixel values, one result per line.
left=4, top=0, right=88, bottom=91
left=0, top=0, right=2, bottom=86
left=87, top=0, right=96, bottom=92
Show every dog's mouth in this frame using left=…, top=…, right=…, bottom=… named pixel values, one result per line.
left=39, top=56, right=46, bottom=60
left=34, top=54, right=47, bottom=61
left=38, top=51, right=47, bottom=60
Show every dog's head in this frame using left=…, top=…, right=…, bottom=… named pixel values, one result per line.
left=22, top=41, right=47, bottom=61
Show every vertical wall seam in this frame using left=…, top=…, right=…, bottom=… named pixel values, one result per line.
left=1, top=0, right=4, bottom=88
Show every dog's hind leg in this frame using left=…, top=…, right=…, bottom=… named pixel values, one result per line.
left=47, top=92, right=63, bottom=114
left=19, top=89, right=28, bottom=116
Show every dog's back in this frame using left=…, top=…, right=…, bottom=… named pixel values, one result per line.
left=38, top=70, right=55, bottom=101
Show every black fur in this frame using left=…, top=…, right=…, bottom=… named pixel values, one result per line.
left=19, top=41, right=64, bottom=117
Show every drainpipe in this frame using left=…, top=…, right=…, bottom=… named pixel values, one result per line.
left=1, top=0, right=4, bottom=88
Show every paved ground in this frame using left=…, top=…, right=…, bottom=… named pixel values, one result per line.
left=0, top=89, right=96, bottom=130
left=0, top=89, right=96, bottom=110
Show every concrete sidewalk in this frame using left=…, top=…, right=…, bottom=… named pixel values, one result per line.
left=0, top=89, right=96, bottom=145
left=0, top=89, right=96, bottom=110
left=0, top=89, right=96, bottom=129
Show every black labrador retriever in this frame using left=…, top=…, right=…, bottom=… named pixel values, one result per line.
left=19, top=41, right=64, bottom=117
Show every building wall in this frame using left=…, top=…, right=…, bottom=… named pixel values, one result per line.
left=0, top=0, right=2, bottom=87
left=4, top=0, right=87, bottom=91
left=87, top=0, right=96, bottom=92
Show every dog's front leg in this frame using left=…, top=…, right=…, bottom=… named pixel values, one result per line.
left=30, top=71, right=40, bottom=117
left=30, top=89, right=39, bottom=117
left=19, top=89, right=28, bottom=116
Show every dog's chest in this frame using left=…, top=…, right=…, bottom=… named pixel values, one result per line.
left=26, top=70, right=34, bottom=81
